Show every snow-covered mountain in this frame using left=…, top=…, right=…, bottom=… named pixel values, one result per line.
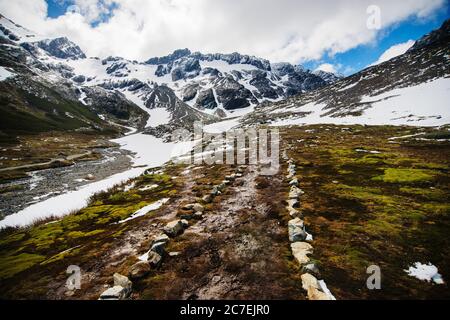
left=239, top=19, right=450, bottom=128
left=0, top=13, right=339, bottom=138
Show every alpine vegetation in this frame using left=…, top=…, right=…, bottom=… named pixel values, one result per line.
left=0, top=1, right=449, bottom=306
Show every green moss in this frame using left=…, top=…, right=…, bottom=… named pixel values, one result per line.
left=0, top=252, right=45, bottom=279
left=399, top=187, right=447, bottom=201
left=108, top=192, right=142, bottom=204
left=67, top=229, right=105, bottom=239
left=325, top=183, right=395, bottom=205
left=0, top=232, right=26, bottom=246
left=40, top=246, right=82, bottom=266
left=139, top=173, right=172, bottom=185
left=25, top=225, right=65, bottom=250
left=422, top=203, right=450, bottom=216
left=354, top=155, right=386, bottom=165
left=372, top=168, right=436, bottom=183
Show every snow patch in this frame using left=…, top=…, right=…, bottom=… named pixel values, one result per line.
left=0, top=66, right=15, bottom=81
left=405, top=262, right=444, bottom=284
left=119, top=198, right=169, bottom=224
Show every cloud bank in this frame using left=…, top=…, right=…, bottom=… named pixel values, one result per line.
left=0, top=0, right=444, bottom=63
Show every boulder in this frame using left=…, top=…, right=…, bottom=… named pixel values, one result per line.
left=163, top=220, right=184, bottom=237
left=99, top=286, right=128, bottom=300
left=211, top=186, right=220, bottom=196
left=288, top=218, right=307, bottom=242
left=180, top=219, right=189, bottom=228
left=301, top=273, right=332, bottom=300
left=202, top=194, right=213, bottom=203
left=169, top=251, right=181, bottom=257
left=287, top=199, right=300, bottom=209
left=302, top=263, right=322, bottom=279
left=289, top=178, right=299, bottom=186
left=194, top=211, right=204, bottom=219
left=113, top=273, right=132, bottom=295
left=151, top=242, right=166, bottom=256
left=182, top=203, right=195, bottom=210
left=288, top=217, right=304, bottom=229
left=152, top=234, right=170, bottom=245
left=85, top=174, right=95, bottom=181
left=288, top=207, right=302, bottom=218
left=291, top=242, right=313, bottom=265
left=289, top=186, right=304, bottom=199
left=129, top=261, right=151, bottom=280
left=193, top=203, right=204, bottom=212
left=148, top=251, right=163, bottom=268
left=225, top=174, right=236, bottom=181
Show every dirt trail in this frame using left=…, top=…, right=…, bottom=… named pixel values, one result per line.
left=142, top=165, right=305, bottom=300
left=45, top=162, right=304, bottom=300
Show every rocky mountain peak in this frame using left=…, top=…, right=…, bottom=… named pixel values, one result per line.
left=407, top=18, right=450, bottom=53
left=145, top=48, right=192, bottom=65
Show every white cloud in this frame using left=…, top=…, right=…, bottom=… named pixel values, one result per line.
left=315, top=63, right=338, bottom=74
left=0, top=0, right=444, bottom=63
left=370, top=39, right=416, bottom=66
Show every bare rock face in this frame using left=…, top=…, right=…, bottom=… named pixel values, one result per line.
left=195, top=89, right=217, bottom=109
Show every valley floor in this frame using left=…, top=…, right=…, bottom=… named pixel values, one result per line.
left=0, top=124, right=449, bottom=299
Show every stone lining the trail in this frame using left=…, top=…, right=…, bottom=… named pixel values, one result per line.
left=285, top=158, right=336, bottom=301
left=98, top=166, right=246, bottom=300
left=99, top=273, right=132, bottom=300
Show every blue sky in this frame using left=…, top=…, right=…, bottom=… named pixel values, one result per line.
left=303, top=7, right=450, bottom=75
left=18, top=1, right=450, bottom=75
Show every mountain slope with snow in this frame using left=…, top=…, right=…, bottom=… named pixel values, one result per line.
left=240, top=19, right=450, bottom=128
left=0, top=13, right=340, bottom=139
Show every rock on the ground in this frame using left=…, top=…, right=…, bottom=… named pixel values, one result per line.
left=287, top=199, right=300, bottom=209
left=288, top=207, right=302, bottom=218
left=153, top=234, right=170, bottom=245
left=163, top=220, right=185, bottom=237
left=169, top=251, right=181, bottom=257
left=289, top=178, right=299, bottom=186
left=288, top=218, right=307, bottom=242
left=182, top=203, right=195, bottom=210
left=301, top=273, right=333, bottom=300
left=225, top=174, right=236, bottom=181
left=180, top=219, right=189, bottom=228
left=148, top=251, right=163, bottom=268
left=202, top=194, right=213, bottom=203
left=291, top=242, right=313, bottom=265
left=129, top=261, right=151, bottom=280
left=113, top=273, right=132, bottom=295
left=193, top=203, right=204, bottom=212
left=211, top=186, right=221, bottom=196
left=99, top=286, right=128, bottom=300
left=302, top=263, right=322, bottom=279
left=194, top=211, right=204, bottom=219
left=289, top=186, right=304, bottom=199
left=151, top=241, right=166, bottom=256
